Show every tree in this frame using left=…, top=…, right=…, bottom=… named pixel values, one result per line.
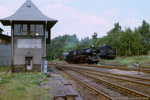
left=106, top=23, right=122, bottom=55
left=92, top=32, right=98, bottom=47
left=118, top=28, right=133, bottom=56
left=46, top=34, right=79, bottom=60
left=76, top=37, right=92, bottom=49
left=132, top=28, right=143, bottom=55
left=138, top=20, right=150, bottom=54
left=139, top=20, right=150, bottom=44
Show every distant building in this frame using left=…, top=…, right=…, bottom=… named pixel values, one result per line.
left=0, top=33, right=11, bottom=44
left=0, top=32, right=11, bottom=66
left=0, top=0, right=57, bottom=72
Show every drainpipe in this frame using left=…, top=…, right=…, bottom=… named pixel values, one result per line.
left=44, top=21, right=47, bottom=58
left=10, top=20, right=14, bottom=72
left=41, top=21, right=47, bottom=73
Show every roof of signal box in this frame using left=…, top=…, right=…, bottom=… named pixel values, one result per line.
left=0, top=0, right=58, bottom=28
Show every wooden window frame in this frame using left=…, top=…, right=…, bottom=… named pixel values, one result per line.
left=13, top=24, right=44, bottom=37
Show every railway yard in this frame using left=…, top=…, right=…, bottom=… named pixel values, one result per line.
left=1, top=0, right=150, bottom=100
left=49, top=63, right=150, bottom=100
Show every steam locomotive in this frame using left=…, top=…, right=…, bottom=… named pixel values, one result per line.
left=98, top=45, right=116, bottom=59
left=63, top=45, right=116, bottom=64
left=66, top=47, right=100, bottom=64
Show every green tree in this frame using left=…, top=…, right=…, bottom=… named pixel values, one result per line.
left=139, top=20, right=150, bottom=44
left=138, top=20, right=150, bottom=54
left=132, top=28, right=143, bottom=55
left=92, top=32, right=98, bottom=47
left=46, top=34, right=79, bottom=60
left=118, top=28, right=133, bottom=56
left=76, top=37, right=92, bottom=49
left=106, top=23, right=122, bottom=55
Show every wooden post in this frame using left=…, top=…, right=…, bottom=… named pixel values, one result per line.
left=136, top=62, right=140, bottom=75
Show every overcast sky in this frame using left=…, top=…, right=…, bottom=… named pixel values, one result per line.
left=0, top=0, right=150, bottom=39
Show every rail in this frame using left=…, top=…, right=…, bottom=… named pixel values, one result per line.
left=55, top=65, right=150, bottom=99
left=57, top=67, right=113, bottom=100
left=64, top=67, right=150, bottom=99
left=76, top=64, right=150, bottom=73
left=67, top=67, right=150, bottom=87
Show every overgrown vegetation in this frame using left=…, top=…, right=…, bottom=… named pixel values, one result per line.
left=98, top=55, right=150, bottom=68
left=0, top=69, right=51, bottom=100
left=47, top=20, right=150, bottom=60
left=0, top=67, right=11, bottom=72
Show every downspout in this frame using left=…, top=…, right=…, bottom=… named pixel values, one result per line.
left=10, top=20, right=14, bottom=72
left=44, top=21, right=47, bottom=58
left=41, top=21, right=47, bottom=73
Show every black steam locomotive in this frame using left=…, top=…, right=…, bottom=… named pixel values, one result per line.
left=98, top=45, right=116, bottom=59
left=66, top=47, right=100, bottom=64
left=63, top=45, right=116, bottom=64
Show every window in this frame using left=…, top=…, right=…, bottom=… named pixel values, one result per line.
left=30, top=24, right=35, bottom=36
left=18, top=39, right=41, bottom=48
left=14, top=24, right=44, bottom=36
left=36, top=25, right=43, bottom=36
left=22, top=24, right=28, bottom=36
left=14, top=24, right=21, bottom=35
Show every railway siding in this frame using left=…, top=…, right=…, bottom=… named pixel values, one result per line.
left=64, top=70, right=113, bottom=100
left=54, top=64, right=150, bottom=100
left=67, top=68, right=150, bottom=95
left=77, top=64, right=150, bottom=73
left=67, top=67, right=150, bottom=99
left=63, top=64, right=150, bottom=81
left=70, top=68, right=150, bottom=86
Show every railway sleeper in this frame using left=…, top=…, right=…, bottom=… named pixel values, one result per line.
left=60, top=78, right=83, bottom=100
left=65, top=67, right=150, bottom=99
left=54, top=94, right=67, bottom=100
left=54, top=86, right=81, bottom=100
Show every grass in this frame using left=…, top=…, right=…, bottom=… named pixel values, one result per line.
left=0, top=67, right=51, bottom=100
left=98, top=55, right=150, bottom=68
left=0, top=67, right=11, bottom=73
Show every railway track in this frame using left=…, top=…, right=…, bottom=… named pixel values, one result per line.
left=64, top=67, right=150, bottom=95
left=54, top=64, right=150, bottom=100
left=54, top=63, right=150, bottom=82
left=65, top=66, right=150, bottom=83
left=60, top=69, right=114, bottom=100
left=100, top=64, right=150, bottom=70
left=65, top=67, right=150, bottom=86
left=76, top=64, right=150, bottom=73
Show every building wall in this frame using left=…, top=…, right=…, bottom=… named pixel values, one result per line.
left=0, top=44, right=11, bottom=66
left=13, top=37, right=44, bottom=65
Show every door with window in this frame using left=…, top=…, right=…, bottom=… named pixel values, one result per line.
left=26, top=57, right=33, bottom=71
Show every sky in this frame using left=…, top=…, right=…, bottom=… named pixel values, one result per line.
left=0, top=0, right=150, bottom=39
